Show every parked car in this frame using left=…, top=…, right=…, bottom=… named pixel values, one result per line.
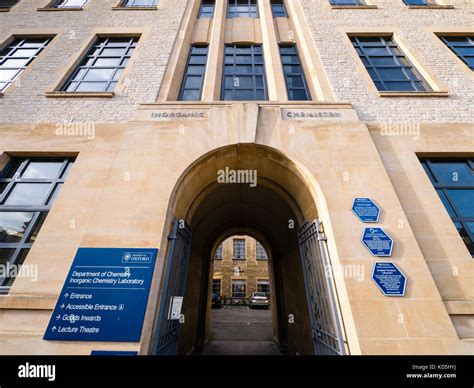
left=249, top=292, right=270, bottom=309
left=211, top=292, right=222, bottom=308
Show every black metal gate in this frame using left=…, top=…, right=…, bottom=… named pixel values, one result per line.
left=298, top=220, right=347, bottom=355
left=153, top=219, right=192, bottom=355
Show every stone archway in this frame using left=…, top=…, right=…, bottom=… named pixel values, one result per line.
left=152, top=143, right=348, bottom=355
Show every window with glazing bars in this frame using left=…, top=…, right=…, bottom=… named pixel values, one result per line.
left=233, top=238, right=246, bottom=259
left=420, top=159, right=474, bottom=255
left=0, top=0, right=19, bottom=9
left=439, top=36, right=474, bottom=70
left=227, top=0, right=258, bottom=18
left=51, top=0, right=88, bottom=8
left=232, top=280, right=246, bottom=298
left=271, top=0, right=287, bottom=17
left=0, top=37, right=51, bottom=93
left=121, top=0, right=157, bottom=7
left=351, top=36, right=431, bottom=92
left=403, top=0, right=436, bottom=5
left=179, top=45, right=208, bottom=101
left=330, top=0, right=363, bottom=5
left=256, top=241, right=267, bottom=260
left=212, top=279, right=221, bottom=294
left=62, top=37, right=137, bottom=93
left=214, top=243, right=223, bottom=259
left=257, top=280, right=270, bottom=296
left=280, top=45, right=311, bottom=101
left=222, top=45, right=267, bottom=101
left=199, top=0, right=214, bottom=17
left=0, top=158, right=75, bottom=293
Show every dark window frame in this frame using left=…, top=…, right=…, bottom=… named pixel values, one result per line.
left=271, top=0, right=287, bottom=17
left=403, top=0, right=436, bottom=6
left=199, top=0, right=214, bottom=18
left=212, top=278, right=221, bottom=294
left=0, top=157, right=75, bottom=292
left=62, top=36, right=137, bottom=93
left=329, top=0, right=364, bottom=5
left=50, top=0, right=88, bottom=8
left=120, top=0, right=157, bottom=7
left=280, top=44, right=311, bottom=101
left=256, top=241, right=268, bottom=260
left=178, top=44, right=209, bottom=101
left=0, top=37, right=52, bottom=93
left=351, top=36, right=432, bottom=92
left=221, top=44, right=268, bottom=101
left=257, top=280, right=270, bottom=296
left=438, top=35, right=474, bottom=71
left=420, top=158, right=474, bottom=256
left=227, top=0, right=258, bottom=18
left=214, top=243, right=223, bottom=260
left=232, top=280, right=246, bottom=299
left=0, top=0, right=19, bottom=10
left=232, top=238, right=246, bottom=260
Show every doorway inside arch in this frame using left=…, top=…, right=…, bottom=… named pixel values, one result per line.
left=205, top=235, right=277, bottom=355
left=152, top=144, right=348, bottom=356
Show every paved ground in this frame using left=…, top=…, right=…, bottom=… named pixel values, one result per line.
left=199, top=306, right=281, bottom=355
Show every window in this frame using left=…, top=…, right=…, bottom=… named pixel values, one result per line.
left=214, top=243, right=222, bottom=260
left=0, top=158, right=75, bottom=292
left=233, top=238, right=246, bottom=259
left=179, top=45, right=208, bottom=101
left=51, top=0, right=88, bottom=8
left=271, top=0, right=287, bottom=17
left=257, top=280, right=270, bottom=297
left=0, top=0, right=19, bottom=9
left=439, top=36, right=474, bottom=71
left=212, top=279, right=221, bottom=294
left=62, top=37, right=137, bottom=93
left=222, top=45, right=267, bottom=101
left=280, top=45, right=311, bottom=101
left=120, top=0, right=157, bottom=7
left=351, top=36, right=431, bottom=92
left=0, top=37, right=51, bottom=93
left=403, top=0, right=436, bottom=5
left=421, top=159, right=474, bottom=255
left=256, top=241, right=267, bottom=260
left=330, top=0, right=363, bottom=5
left=227, top=0, right=258, bottom=18
left=232, top=280, right=246, bottom=298
left=199, top=0, right=214, bottom=18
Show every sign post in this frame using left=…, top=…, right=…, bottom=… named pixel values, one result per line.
left=44, top=248, right=158, bottom=342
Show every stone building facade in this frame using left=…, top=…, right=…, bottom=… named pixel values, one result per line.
left=212, top=235, right=270, bottom=303
left=0, top=0, right=472, bottom=356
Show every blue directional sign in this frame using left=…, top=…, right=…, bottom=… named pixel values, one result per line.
left=352, top=198, right=380, bottom=223
left=361, top=227, right=393, bottom=257
left=372, top=262, right=407, bottom=297
left=44, top=248, right=158, bottom=342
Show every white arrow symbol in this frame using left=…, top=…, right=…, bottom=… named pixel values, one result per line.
left=64, top=293, right=69, bottom=298
left=51, top=326, right=57, bottom=332
left=56, top=314, right=61, bottom=320
left=60, top=304, right=65, bottom=309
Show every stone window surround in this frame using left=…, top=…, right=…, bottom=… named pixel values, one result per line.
left=157, top=0, right=334, bottom=103
left=343, top=28, right=450, bottom=97
left=44, top=28, right=147, bottom=98
left=0, top=32, right=57, bottom=98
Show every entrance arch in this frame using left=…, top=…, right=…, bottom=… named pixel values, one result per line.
left=151, top=144, right=348, bottom=355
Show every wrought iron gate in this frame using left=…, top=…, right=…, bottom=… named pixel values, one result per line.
left=298, top=220, right=347, bottom=355
left=153, top=219, right=192, bottom=355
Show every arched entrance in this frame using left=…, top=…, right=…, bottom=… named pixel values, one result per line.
left=151, top=144, right=348, bottom=355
